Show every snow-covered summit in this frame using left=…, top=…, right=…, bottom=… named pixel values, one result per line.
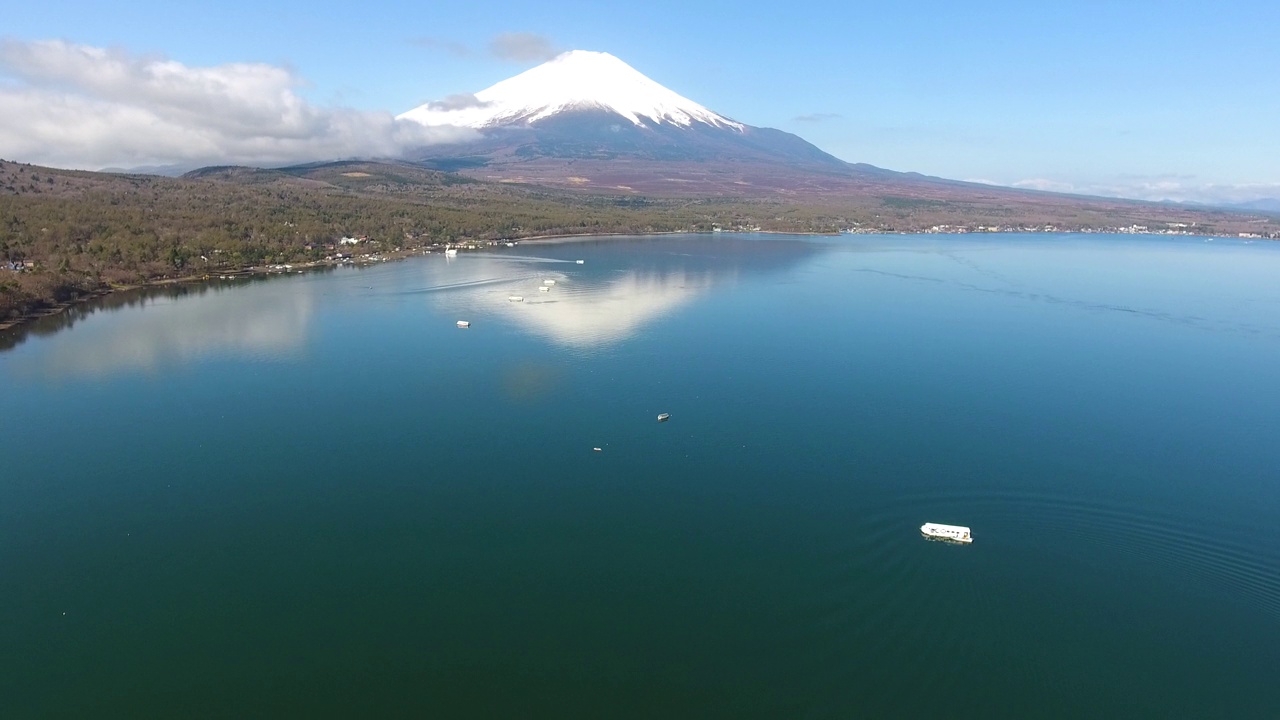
left=398, top=50, right=744, bottom=131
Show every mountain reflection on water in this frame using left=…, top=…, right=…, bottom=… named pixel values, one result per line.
left=413, top=235, right=820, bottom=348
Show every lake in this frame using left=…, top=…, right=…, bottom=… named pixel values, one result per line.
left=2, top=233, right=1278, bottom=717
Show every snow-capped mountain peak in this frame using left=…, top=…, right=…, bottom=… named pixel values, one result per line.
left=398, top=50, right=744, bottom=131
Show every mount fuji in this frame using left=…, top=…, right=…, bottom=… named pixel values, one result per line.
left=400, top=50, right=744, bottom=132
left=397, top=51, right=894, bottom=195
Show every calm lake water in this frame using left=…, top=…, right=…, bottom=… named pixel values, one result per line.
left=2, top=233, right=1278, bottom=717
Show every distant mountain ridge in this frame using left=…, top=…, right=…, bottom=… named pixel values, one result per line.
left=1158, top=197, right=1280, bottom=216
left=1224, top=198, right=1280, bottom=214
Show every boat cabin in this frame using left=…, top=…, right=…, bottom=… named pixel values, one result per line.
left=920, top=523, right=973, bottom=543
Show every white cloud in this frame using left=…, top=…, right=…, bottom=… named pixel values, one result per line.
left=793, top=113, right=842, bottom=123
left=426, top=93, right=491, bottom=111
left=998, top=175, right=1280, bottom=206
left=408, top=36, right=472, bottom=57
left=1010, top=178, right=1082, bottom=194
left=0, top=39, right=475, bottom=170
left=488, top=33, right=560, bottom=63
left=409, top=32, right=561, bottom=64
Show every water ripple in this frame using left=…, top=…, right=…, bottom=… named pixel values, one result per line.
left=889, top=487, right=1280, bottom=622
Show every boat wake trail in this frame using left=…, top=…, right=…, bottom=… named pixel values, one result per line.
left=461, top=253, right=578, bottom=264
left=902, top=487, right=1280, bottom=622
left=398, top=276, right=535, bottom=294
left=848, top=267, right=1280, bottom=341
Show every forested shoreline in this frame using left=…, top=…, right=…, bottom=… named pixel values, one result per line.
left=4, top=158, right=1277, bottom=329
left=1, top=159, right=841, bottom=327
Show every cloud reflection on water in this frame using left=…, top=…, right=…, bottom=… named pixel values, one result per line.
left=507, top=269, right=713, bottom=347
left=17, top=279, right=314, bottom=379
left=5, top=235, right=822, bottom=377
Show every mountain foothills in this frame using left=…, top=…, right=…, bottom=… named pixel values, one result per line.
left=3, top=50, right=1279, bottom=327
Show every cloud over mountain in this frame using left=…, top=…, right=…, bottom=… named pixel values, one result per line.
left=488, top=33, right=561, bottom=63
left=426, top=93, right=491, bottom=112
left=1005, top=175, right=1280, bottom=205
left=0, top=39, right=473, bottom=170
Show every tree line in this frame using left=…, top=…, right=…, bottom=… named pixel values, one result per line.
left=0, top=160, right=847, bottom=323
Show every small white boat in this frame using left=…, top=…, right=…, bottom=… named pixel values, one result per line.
left=543, top=279, right=556, bottom=286
left=657, top=413, right=670, bottom=422
left=575, top=260, right=585, bottom=264
left=920, top=523, right=972, bottom=543
left=539, top=286, right=550, bottom=292
left=456, top=320, right=470, bottom=328
left=508, top=295, right=524, bottom=302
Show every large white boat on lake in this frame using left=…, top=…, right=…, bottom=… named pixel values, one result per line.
left=921, top=523, right=972, bottom=543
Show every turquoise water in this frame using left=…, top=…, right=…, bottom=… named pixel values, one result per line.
left=2, top=233, right=1278, bottom=717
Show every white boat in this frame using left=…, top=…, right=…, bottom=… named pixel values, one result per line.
left=508, top=295, right=524, bottom=302
left=575, top=260, right=585, bottom=264
left=920, top=523, right=972, bottom=543
left=456, top=320, right=470, bottom=328
left=539, top=286, right=550, bottom=292
left=657, top=413, right=670, bottom=422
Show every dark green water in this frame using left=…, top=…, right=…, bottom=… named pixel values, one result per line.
left=2, top=233, right=1278, bottom=717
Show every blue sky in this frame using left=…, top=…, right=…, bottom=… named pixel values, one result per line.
left=3, top=0, right=1277, bottom=202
